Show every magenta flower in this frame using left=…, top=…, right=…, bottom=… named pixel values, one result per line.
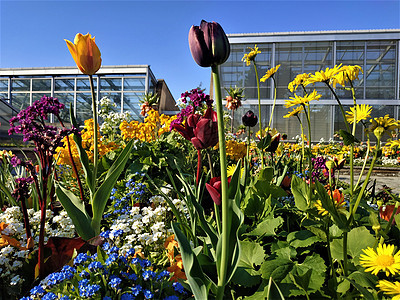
left=189, top=20, right=230, bottom=67
left=190, top=108, right=219, bottom=150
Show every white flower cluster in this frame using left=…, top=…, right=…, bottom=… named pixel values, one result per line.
left=0, top=206, right=75, bottom=286
left=106, top=195, right=188, bottom=256
left=381, top=156, right=399, bottom=166
left=98, top=96, right=131, bottom=139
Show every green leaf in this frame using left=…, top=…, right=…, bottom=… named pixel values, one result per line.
left=91, top=139, right=134, bottom=235
left=258, top=167, right=274, bottom=182
left=261, top=257, right=293, bottom=282
left=257, top=134, right=271, bottom=150
left=55, top=183, right=94, bottom=240
left=246, top=216, right=284, bottom=237
left=172, top=222, right=210, bottom=300
left=287, top=230, right=322, bottom=248
left=70, top=103, right=94, bottom=195
left=231, top=240, right=265, bottom=287
left=291, top=176, right=310, bottom=211
left=339, top=129, right=360, bottom=145
left=348, top=226, right=375, bottom=265
left=295, top=253, right=326, bottom=293
left=289, top=268, right=312, bottom=293
left=341, top=275, right=374, bottom=300
left=348, top=271, right=377, bottom=290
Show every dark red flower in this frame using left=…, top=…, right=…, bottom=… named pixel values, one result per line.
left=191, top=108, right=218, bottom=150
left=379, top=204, right=400, bottom=224
left=188, top=20, right=230, bottom=68
left=242, top=110, right=258, bottom=127
left=265, top=133, right=281, bottom=153
left=206, top=176, right=231, bottom=205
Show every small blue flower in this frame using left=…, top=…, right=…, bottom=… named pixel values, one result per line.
left=60, top=296, right=71, bottom=300
left=80, top=270, right=90, bottom=278
left=88, top=261, right=103, bottom=272
left=42, top=292, right=57, bottom=300
left=30, top=285, right=45, bottom=296
left=112, top=229, right=124, bottom=237
left=143, top=289, right=154, bottom=299
left=100, top=230, right=111, bottom=239
left=173, top=282, right=185, bottom=294
left=109, top=276, right=122, bottom=289
left=157, top=270, right=170, bottom=280
left=108, top=246, right=119, bottom=254
left=103, top=297, right=112, bottom=300
left=61, top=265, right=76, bottom=275
left=164, top=296, right=179, bottom=300
left=142, top=270, right=156, bottom=281
left=131, top=285, right=142, bottom=296
left=102, top=242, right=111, bottom=251
left=139, top=259, right=151, bottom=268
left=126, top=248, right=135, bottom=257
left=121, top=293, right=135, bottom=300
left=121, top=271, right=137, bottom=280
left=105, top=253, right=119, bottom=265
left=74, top=253, right=89, bottom=266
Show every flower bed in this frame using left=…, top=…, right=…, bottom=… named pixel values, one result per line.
left=1, top=23, right=400, bottom=300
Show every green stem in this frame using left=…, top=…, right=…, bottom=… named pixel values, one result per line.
left=296, top=115, right=305, bottom=174
left=343, top=231, right=348, bottom=276
left=207, top=150, right=221, bottom=235
left=89, top=75, right=98, bottom=196
left=247, top=127, right=251, bottom=163
left=268, top=77, right=277, bottom=130
left=325, top=220, right=338, bottom=293
left=326, top=82, right=350, bottom=132
left=355, top=131, right=371, bottom=190
left=349, top=79, right=357, bottom=200
left=212, top=65, right=229, bottom=300
left=347, top=135, right=381, bottom=227
left=253, top=62, right=264, bottom=168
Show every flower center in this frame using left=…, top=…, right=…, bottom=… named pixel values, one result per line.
left=376, top=254, right=395, bottom=267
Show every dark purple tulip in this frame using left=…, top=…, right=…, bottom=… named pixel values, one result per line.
left=265, top=133, right=281, bottom=153
left=189, top=20, right=230, bottom=67
left=206, top=176, right=231, bottom=205
left=242, top=110, right=258, bottom=127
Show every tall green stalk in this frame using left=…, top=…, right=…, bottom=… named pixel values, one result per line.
left=89, top=75, right=98, bottom=194
left=296, top=115, right=305, bottom=173
left=212, top=65, right=229, bottom=300
left=253, top=62, right=264, bottom=168
left=268, top=77, right=277, bottom=130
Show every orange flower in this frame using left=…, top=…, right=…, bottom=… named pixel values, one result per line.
left=65, top=33, right=102, bottom=75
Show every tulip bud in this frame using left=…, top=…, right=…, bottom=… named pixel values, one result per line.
left=188, top=20, right=230, bottom=67
left=242, top=110, right=258, bottom=127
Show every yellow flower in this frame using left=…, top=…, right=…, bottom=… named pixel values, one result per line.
left=307, top=64, right=342, bottom=84
left=242, top=45, right=261, bottom=66
left=225, top=140, right=246, bottom=161
left=288, top=73, right=311, bottom=92
left=65, top=33, right=102, bottom=75
left=260, top=64, right=281, bottom=82
left=345, top=104, right=372, bottom=124
left=368, top=115, right=400, bottom=139
left=360, top=243, right=400, bottom=276
left=314, top=189, right=346, bottom=216
left=385, top=139, right=400, bottom=149
left=284, top=90, right=322, bottom=108
left=377, top=280, right=400, bottom=300
left=332, top=65, right=363, bottom=88
left=283, top=106, right=304, bottom=118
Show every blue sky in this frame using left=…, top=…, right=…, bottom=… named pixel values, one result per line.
left=0, top=0, right=399, bottom=100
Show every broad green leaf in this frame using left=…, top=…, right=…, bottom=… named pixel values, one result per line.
left=291, top=176, right=310, bottom=211
left=55, top=183, right=94, bottom=240
left=295, top=253, right=326, bottom=293
left=231, top=240, right=265, bottom=287
left=341, top=276, right=374, bottom=300
left=70, top=103, right=94, bottom=195
left=91, top=140, right=134, bottom=235
left=287, top=230, right=322, bottom=248
left=289, top=268, right=312, bottom=294
left=258, top=167, right=274, bottom=182
left=348, top=226, right=375, bottom=265
left=339, top=129, right=360, bottom=145
left=261, top=257, right=293, bottom=282
left=172, top=222, right=210, bottom=300
left=246, top=216, right=284, bottom=237
left=348, top=271, right=377, bottom=290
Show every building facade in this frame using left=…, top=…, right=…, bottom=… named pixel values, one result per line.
left=219, top=29, right=400, bottom=141
left=0, top=65, right=176, bottom=132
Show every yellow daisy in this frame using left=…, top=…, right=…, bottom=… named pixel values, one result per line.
left=242, top=45, right=261, bottom=66
left=332, top=65, right=363, bottom=88
left=307, top=64, right=342, bottom=84
left=377, top=280, right=400, bottom=300
left=288, top=73, right=311, bottom=92
left=283, top=106, right=304, bottom=119
left=345, top=104, right=372, bottom=124
left=368, top=115, right=400, bottom=138
left=360, top=243, right=400, bottom=276
left=385, top=139, right=400, bottom=149
left=284, top=90, right=322, bottom=108
left=227, top=164, right=244, bottom=178
left=260, top=64, right=281, bottom=82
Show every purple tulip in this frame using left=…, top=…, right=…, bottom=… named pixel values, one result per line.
left=191, top=108, right=219, bottom=150
left=242, top=110, right=258, bottom=127
left=206, top=176, right=232, bottom=205
left=188, top=20, right=230, bottom=67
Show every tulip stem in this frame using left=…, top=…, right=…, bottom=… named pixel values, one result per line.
left=89, top=75, right=98, bottom=195
left=196, top=149, right=202, bottom=186
left=207, top=151, right=221, bottom=235
left=212, top=65, right=228, bottom=300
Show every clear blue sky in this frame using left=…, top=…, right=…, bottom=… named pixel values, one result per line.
left=1, top=0, right=399, bottom=100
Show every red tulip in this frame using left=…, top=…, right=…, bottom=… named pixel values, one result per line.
left=191, top=108, right=219, bottom=150
left=188, top=20, right=230, bottom=68
left=265, top=133, right=281, bottom=153
left=206, top=176, right=231, bottom=205
left=379, top=204, right=400, bottom=224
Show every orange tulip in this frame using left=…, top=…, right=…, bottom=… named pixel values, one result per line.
left=65, top=33, right=101, bottom=75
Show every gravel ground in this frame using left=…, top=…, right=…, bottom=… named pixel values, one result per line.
left=338, top=174, right=400, bottom=195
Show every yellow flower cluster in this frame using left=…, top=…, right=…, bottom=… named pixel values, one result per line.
left=242, top=45, right=261, bottom=66
left=56, top=119, right=119, bottom=167
left=120, top=110, right=177, bottom=142
left=225, top=140, right=247, bottom=161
